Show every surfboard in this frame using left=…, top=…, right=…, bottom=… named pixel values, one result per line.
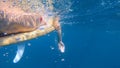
left=0, top=17, right=55, bottom=46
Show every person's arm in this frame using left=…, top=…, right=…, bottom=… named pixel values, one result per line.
left=53, top=16, right=65, bottom=53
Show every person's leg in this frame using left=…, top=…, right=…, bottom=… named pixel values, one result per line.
left=53, top=16, right=65, bottom=53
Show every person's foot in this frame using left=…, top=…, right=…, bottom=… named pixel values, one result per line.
left=58, top=41, right=65, bottom=53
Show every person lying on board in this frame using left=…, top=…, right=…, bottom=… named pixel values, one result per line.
left=0, top=1, right=65, bottom=53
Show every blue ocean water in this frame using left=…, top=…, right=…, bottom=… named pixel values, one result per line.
left=1, top=0, right=120, bottom=68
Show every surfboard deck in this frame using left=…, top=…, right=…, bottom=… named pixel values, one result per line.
left=0, top=17, right=55, bottom=46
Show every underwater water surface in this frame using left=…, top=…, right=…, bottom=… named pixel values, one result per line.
left=1, top=0, right=120, bottom=68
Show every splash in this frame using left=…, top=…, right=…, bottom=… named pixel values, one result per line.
left=0, top=0, right=72, bottom=24
left=11, top=0, right=71, bottom=15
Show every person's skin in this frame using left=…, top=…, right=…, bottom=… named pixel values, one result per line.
left=0, top=1, right=44, bottom=34
left=0, top=1, right=65, bottom=53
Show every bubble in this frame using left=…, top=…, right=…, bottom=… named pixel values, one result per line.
left=12, top=2, right=16, bottom=6
left=3, top=0, right=7, bottom=2
left=101, top=0, right=106, bottom=6
left=3, top=54, right=5, bottom=56
left=18, top=0, right=22, bottom=3
left=50, top=46, right=55, bottom=50
left=16, top=37, right=21, bottom=41
left=47, top=34, right=50, bottom=37
left=27, top=0, right=31, bottom=3
left=5, top=48, right=7, bottom=50
left=5, top=52, right=8, bottom=55
left=118, top=0, right=120, bottom=3
left=4, top=33, right=7, bottom=35
left=27, top=43, right=31, bottom=46
left=61, top=58, right=65, bottom=61
left=54, top=60, right=57, bottom=63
